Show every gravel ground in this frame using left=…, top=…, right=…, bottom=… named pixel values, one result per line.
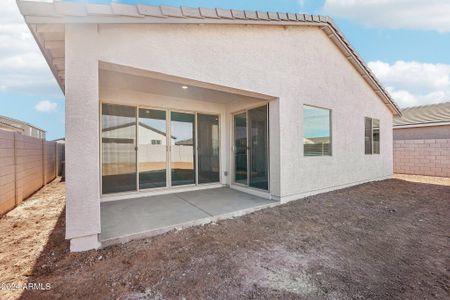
left=0, top=176, right=449, bottom=300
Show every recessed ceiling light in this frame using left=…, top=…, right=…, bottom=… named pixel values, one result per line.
left=182, top=85, right=188, bottom=89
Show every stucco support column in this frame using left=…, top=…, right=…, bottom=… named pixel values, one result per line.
left=269, top=99, right=281, bottom=200
left=65, top=24, right=101, bottom=252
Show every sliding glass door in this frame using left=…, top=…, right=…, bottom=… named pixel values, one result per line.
left=234, top=113, right=248, bottom=185
left=101, top=103, right=137, bottom=194
left=233, top=104, right=269, bottom=191
left=101, top=104, right=221, bottom=194
left=248, top=105, right=269, bottom=190
left=171, top=112, right=196, bottom=186
left=197, top=114, right=220, bottom=184
left=138, top=108, right=167, bottom=189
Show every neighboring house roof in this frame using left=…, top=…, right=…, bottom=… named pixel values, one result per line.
left=394, top=102, right=450, bottom=128
left=103, top=121, right=176, bottom=139
left=0, top=121, right=23, bottom=132
left=52, top=137, right=65, bottom=142
left=16, top=1, right=401, bottom=116
left=175, top=138, right=193, bottom=146
left=0, top=115, right=46, bottom=132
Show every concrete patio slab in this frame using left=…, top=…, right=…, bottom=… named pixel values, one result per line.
left=100, top=194, right=211, bottom=241
left=176, top=188, right=272, bottom=216
left=100, top=188, right=276, bottom=247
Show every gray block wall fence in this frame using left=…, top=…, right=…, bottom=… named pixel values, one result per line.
left=393, top=139, right=450, bottom=177
left=0, top=129, right=61, bottom=215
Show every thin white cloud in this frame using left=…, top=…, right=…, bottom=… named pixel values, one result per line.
left=368, top=60, right=450, bottom=107
left=35, top=100, right=57, bottom=113
left=0, top=0, right=59, bottom=95
left=323, top=0, right=450, bottom=32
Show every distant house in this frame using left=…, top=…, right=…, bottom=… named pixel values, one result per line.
left=393, top=102, right=450, bottom=177
left=0, top=115, right=46, bottom=139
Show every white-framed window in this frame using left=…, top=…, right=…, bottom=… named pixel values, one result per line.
left=303, top=105, right=332, bottom=156
left=365, top=117, right=380, bottom=154
left=151, top=139, right=162, bottom=145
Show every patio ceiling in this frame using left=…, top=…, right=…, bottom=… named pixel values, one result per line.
left=99, top=62, right=273, bottom=105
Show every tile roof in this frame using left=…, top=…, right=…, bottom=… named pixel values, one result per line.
left=394, top=102, right=450, bottom=127
left=16, top=1, right=401, bottom=115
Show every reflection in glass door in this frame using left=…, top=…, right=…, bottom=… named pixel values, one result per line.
left=233, top=105, right=269, bottom=190
left=248, top=105, right=268, bottom=190
left=234, top=113, right=248, bottom=185
left=101, top=103, right=137, bottom=194
left=197, top=114, right=220, bottom=184
left=171, top=112, right=195, bottom=186
left=101, top=104, right=223, bottom=194
left=138, top=108, right=167, bottom=189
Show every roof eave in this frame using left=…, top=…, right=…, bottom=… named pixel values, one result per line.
left=27, top=23, right=65, bottom=94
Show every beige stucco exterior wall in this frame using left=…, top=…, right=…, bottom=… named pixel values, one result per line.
left=65, top=23, right=394, bottom=250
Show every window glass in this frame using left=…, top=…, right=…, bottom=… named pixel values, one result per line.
left=249, top=105, right=269, bottom=190
left=365, top=117, right=380, bottom=155
left=171, top=112, right=195, bottom=186
left=365, top=117, right=373, bottom=155
left=138, top=108, right=167, bottom=189
left=304, top=105, right=332, bottom=156
left=372, top=119, right=380, bottom=154
left=234, top=113, right=247, bottom=185
left=197, top=114, right=220, bottom=184
left=102, top=103, right=137, bottom=194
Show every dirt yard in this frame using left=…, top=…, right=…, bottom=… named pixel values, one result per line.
left=394, top=173, right=450, bottom=186
left=0, top=176, right=449, bottom=300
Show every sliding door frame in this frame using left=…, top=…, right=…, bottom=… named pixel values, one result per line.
left=169, top=109, right=196, bottom=188
left=231, top=103, right=270, bottom=192
left=232, top=110, right=249, bottom=187
left=100, top=101, right=221, bottom=196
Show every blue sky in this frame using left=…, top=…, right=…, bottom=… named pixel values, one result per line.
left=1, top=0, right=450, bottom=140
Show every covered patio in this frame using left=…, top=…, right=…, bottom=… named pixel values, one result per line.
left=95, top=62, right=280, bottom=247
left=100, top=187, right=276, bottom=247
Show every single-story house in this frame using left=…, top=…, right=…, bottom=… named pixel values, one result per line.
left=393, top=102, right=450, bottom=177
left=18, top=1, right=401, bottom=251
